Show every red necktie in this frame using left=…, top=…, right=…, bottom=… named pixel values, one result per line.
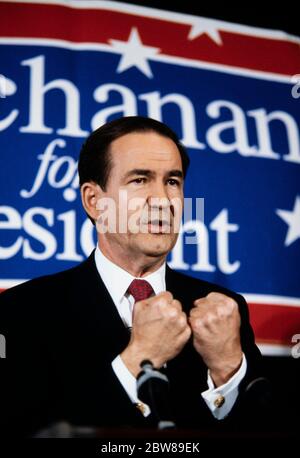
left=127, top=279, right=154, bottom=303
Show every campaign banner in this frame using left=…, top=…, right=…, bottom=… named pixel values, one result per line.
left=0, top=0, right=300, bottom=356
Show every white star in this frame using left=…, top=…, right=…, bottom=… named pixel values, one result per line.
left=109, top=27, right=160, bottom=78
left=188, top=19, right=223, bottom=45
left=276, top=196, right=300, bottom=246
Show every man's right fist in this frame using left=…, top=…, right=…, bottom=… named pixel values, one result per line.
left=121, top=291, right=191, bottom=377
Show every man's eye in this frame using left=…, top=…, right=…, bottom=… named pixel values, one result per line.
left=131, top=178, right=146, bottom=184
left=167, top=179, right=180, bottom=186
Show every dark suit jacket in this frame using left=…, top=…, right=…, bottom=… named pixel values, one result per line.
left=0, top=251, right=267, bottom=436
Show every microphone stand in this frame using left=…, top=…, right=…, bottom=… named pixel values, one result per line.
left=137, top=360, right=176, bottom=430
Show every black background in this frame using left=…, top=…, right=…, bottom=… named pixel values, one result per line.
left=110, top=0, right=299, bottom=36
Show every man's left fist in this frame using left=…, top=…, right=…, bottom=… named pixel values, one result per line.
left=189, top=292, right=243, bottom=386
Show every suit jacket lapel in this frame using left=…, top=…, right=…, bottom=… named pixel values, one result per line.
left=72, top=251, right=130, bottom=358
left=166, top=264, right=192, bottom=314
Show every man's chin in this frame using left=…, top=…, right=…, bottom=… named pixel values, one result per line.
left=137, top=233, right=176, bottom=257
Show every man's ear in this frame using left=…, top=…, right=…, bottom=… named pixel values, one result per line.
left=80, top=182, right=103, bottom=223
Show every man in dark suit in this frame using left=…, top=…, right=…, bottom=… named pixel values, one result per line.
left=0, top=116, right=268, bottom=436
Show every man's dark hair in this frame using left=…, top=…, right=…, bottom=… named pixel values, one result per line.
left=78, top=116, right=190, bottom=190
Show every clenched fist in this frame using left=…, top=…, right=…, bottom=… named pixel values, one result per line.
left=121, top=291, right=191, bottom=377
left=189, top=292, right=243, bottom=386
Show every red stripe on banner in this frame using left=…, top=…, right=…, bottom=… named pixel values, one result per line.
left=0, top=2, right=299, bottom=76
left=248, top=303, right=300, bottom=346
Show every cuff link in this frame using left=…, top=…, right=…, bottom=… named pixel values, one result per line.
left=214, top=394, right=225, bottom=408
left=135, top=402, right=146, bottom=415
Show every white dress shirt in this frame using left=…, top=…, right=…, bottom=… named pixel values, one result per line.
left=94, top=244, right=247, bottom=420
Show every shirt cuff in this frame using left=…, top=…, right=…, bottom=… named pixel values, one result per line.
left=201, top=354, right=247, bottom=420
left=111, top=355, right=151, bottom=417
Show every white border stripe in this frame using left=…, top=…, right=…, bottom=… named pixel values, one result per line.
left=243, top=294, right=300, bottom=307
left=154, top=53, right=294, bottom=83
left=258, top=343, right=294, bottom=356
left=0, top=37, right=295, bottom=83
left=0, top=279, right=28, bottom=288
left=2, top=0, right=300, bottom=44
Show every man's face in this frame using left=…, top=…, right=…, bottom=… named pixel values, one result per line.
left=97, top=131, right=184, bottom=261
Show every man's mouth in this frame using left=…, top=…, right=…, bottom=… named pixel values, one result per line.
left=146, top=219, right=171, bottom=233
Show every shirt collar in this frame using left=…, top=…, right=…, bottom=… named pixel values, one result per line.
left=94, top=244, right=166, bottom=306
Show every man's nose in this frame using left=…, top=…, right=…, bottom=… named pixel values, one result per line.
left=147, top=181, right=170, bottom=207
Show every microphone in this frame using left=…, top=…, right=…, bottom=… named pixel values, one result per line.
left=243, top=376, right=272, bottom=406
left=137, top=360, right=176, bottom=430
